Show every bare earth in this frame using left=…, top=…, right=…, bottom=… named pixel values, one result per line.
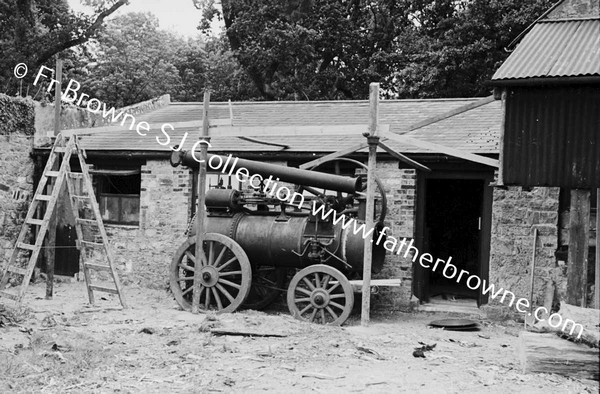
left=1, top=281, right=598, bottom=393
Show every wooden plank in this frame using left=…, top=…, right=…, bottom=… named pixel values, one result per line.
left=210, top=124, right=389, bottom=137
left=534, top=301, right=600, bottom=348
left=407, top=96, right=495, bottom=132
left=498, top=90, right=507, bottom=185
left=210, top=329, right=288, bottom=338
left=519, top=331, right=599, bottom=381
left=361, top=82, right=379, bottom=327
left=192, top=91, right=211, bottom=314
left=299, top=142, right=369, bottom=169
left=380, top=132, right=499, bottom=168
left=377, top=141, right=431, bottom=172
left=237, top=136, right=289, bottom=149
left=61, top=122, right=390, bottom=138
left=596, top=189, right=600, bottom=309
left=567, top=190, right=591, bottom=306
left=88, top=285, right=119, bottom=294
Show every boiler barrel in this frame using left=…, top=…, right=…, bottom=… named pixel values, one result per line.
left=171, top=150, right=361, bottom=194
left=194, top=214, right=385, bottom=273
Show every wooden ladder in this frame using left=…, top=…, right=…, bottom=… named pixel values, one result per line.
left=0, top=135, right=127, bottom=308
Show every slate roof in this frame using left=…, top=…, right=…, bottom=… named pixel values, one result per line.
left=68, top=98, right=501, bottom=156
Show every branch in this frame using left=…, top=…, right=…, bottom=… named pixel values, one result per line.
left=34, top=0, right=128, bottom=67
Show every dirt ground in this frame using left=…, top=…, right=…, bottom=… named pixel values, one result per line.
left=1, top=281, right=598, bottom=393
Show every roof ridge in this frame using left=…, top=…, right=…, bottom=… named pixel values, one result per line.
left=167, top=97, right=483, bottom=106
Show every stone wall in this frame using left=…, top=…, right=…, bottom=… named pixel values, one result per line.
left=487, top=186, right=562, bottom=316
left=372, top=163, right=417, bottom=310
left=88, top=159, right=192, bottom=289
left=0, top=95, right=35, bottom=264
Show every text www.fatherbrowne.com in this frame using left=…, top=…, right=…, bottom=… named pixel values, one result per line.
left=310, top=203, right=584, bottom=339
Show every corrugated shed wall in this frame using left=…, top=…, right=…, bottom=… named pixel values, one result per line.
left=502, top=86, right=600, bottom=188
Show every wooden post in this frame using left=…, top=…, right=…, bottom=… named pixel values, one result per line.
left=45, top=57, right=62, bottom=300
left=192, top=91, right=211, bottom=314
left=567, top=189, right=591, bottom=307
left=361, top=83, right=379, bottom=326
left=595, top=189, right=599, bottom=309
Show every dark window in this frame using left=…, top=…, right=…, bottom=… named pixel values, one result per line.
left=94, top=168, right=141, bottom=225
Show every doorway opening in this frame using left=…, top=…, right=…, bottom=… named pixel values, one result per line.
left=425, top=179, right=483, bottom=300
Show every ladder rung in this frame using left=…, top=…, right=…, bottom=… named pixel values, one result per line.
left=72, top=195, right=90, bottom=199
left=46, top=171, right=60, bottom=177
left=36, top=195, right=52, bottom=201
left=54, top=147, right=67, bottom=153
left=88, top=285, right=119, bottom=295
left=7, top=266, right=28, bottom=276
left=77, top=218, right=98, bottom=226
left=84, top=263, right=112, bottom=271
left=80, top=241, right=105, bottom=248
left=0, top=290, right=18, bottom=300
left=68, top=172, right=83, bottom=178
left=26, top=218, right=44, bottom=226
left=17, top=242, right=37, bottom=251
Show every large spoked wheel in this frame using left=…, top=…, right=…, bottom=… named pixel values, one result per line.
left=287, top=265, right=354, bottom=326
left=242, top=266, right=288, bottom=310
left=170, top=233, right=252, bottom=313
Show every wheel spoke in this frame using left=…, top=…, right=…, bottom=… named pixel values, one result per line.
left=309, top=308, right=318, bottom=322
left=212, top=287, right=223, bottom=310
left=216, top=283, right=235, bottom=303
left=295, top=297, right=311, bottom=303
left=314, top=273, right=321, bottom=288
left=330, top=294, right=347, bottom=299
left=295, top=287, right=312, bottom=297
left=327, top=282, right=340, bottom=294
left=180, top=262, right=195, bottom=272
left=208, top=241, right=215, bottom=266
left=219, top=270, right=242, bottom=277
left=326, top=306, right=338, bottom=320
left=329, top=301, right=346, bottom=310
left=184, top=251, right=196, bottom=264
left=199, top=250, right=208, bottom=267
left=320, top=309, right=326, bottom=323
left=182, top=286, right=194, bottom=297
left=217, top=257, right=237, bottom=272
left=302, top=277, right=316, bottom=291
left=321, top=274, right=330, bottom=288
left=213, top=245, right=227, bottom=268
left=178, top=276, right=194, bottom=281
left=219, top=278, right=241, bottom=290
left=205, top=285, right=212, bottom=309
left=299, top=304, right=312, bottom=316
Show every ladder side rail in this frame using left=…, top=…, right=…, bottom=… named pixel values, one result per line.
left=74, top=139, right=127, bottom=308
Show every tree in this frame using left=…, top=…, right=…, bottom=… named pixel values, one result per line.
left=0, top=0, right=128, bottom=95
left=83, top=12, right=183, bottom=107
left=194, top=0, right=553, bottom=100
left=172, top=35, right=260, bottom=102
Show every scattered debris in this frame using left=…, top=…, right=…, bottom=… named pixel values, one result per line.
left=301, top=372, right=342, bottom=380
left=166, top=339, right=180, bottom=346
left=41, top=314, right=57, bottom=328
left=448, top=338, right=480, bottom=348
left=478, top=334, right=491, bottom=339
left=356, top=345, right=384, bottom=360
left=413, top=342, right=437, bottom=358
left=139, top=327, right=156, bottom=335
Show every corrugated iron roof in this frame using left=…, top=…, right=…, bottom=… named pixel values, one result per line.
left=60, top=99, right=500, bottom=156
left=492, top=19, right=600, bottom=81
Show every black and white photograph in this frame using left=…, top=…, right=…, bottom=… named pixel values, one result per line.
left=1, top=0, right=599, bottom=392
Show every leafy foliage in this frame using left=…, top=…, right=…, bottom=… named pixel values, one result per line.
left=198, top=0, right=554, bottom=100
left=0, top=0, right=128, bottom=96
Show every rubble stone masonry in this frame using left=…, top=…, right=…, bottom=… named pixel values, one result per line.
left=488, top=186, right=562, bottom=316
left=92, top=160, right=192, bottom=289
left=0, top=95, right=35, bottom=265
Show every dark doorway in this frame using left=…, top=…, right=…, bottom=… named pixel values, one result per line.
left=415, top=173, right=493, bottom=306
left=55, top=224, right=79, bottom=276
left=424, top=179, right=483, bottom=300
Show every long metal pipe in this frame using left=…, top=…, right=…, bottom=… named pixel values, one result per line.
left=171, top=150, right=361, bottom=194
